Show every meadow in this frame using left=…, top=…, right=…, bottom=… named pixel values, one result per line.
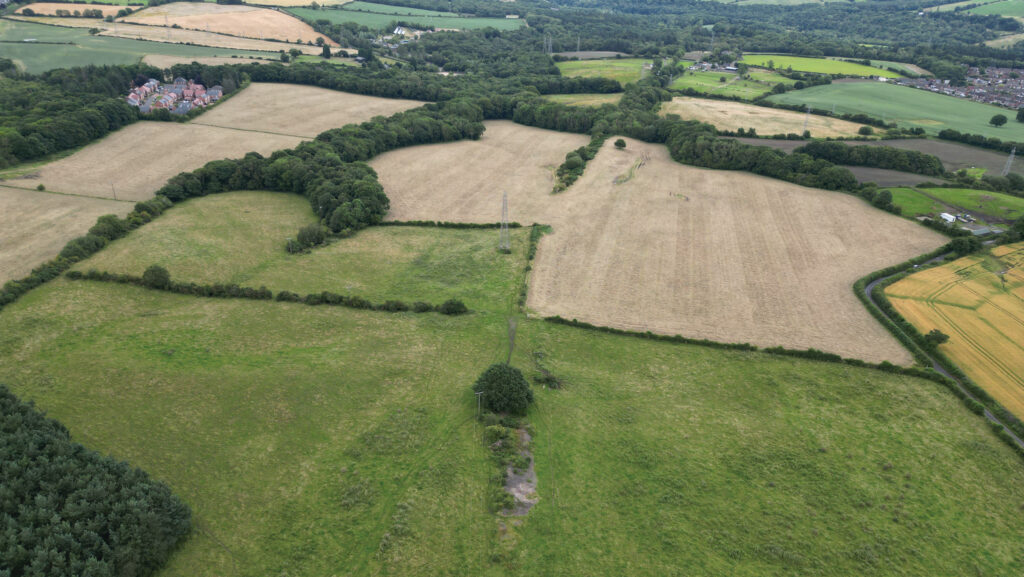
left=740, top=54, right=902, bottom=78
left=887, top=187, right=1024, bottom=222
left=669, top=69, right=791, bottom=99
left=2, top=191, right=1024, bottom=574
left=768, top=81, right=1024, bottom=140
left=969, top=0, right=1024, bottom=17
left=661, top=96, right=867, bottom=137
left=542, top=93, right=623, bottom=107
left=372, top=125, right=944, bottom=363
left=886, top=244, right=1024, bottom=419
left=555, top=58, right=651, bottom=85
left=288, top=6, right=524, bottom=31
left=0, top=19, right=274, bottom=73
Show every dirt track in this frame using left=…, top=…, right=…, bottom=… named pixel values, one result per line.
left=373, top=123, right=946, bottom=363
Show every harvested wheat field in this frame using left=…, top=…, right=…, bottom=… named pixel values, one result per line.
left=16, top=2, right=123, bottom=17
left=120, top=3, right=335, bottom=46
left=192, top=83, right=423, bottom=138
left=0, top=186, right=131, bottom=284
left=886, top=244, right=1024, bottom=418
left=374, top=125, right=945, bottom=363
left=143, top=55, right=272, bottom=68
left=9, top=17, right=327, bottom=55
left=7, top=123, right=303, bottom=202
left=662, top=97, right=869, bottom=138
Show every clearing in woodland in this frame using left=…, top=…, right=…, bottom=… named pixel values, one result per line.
left=886, top=243, right=1024, bottom=419
left=1, top=191, right=1023, bottom=575
left=4, top=84, right=424, bottom=201
left=120, top=2, right=336, bottom=46
left=661, top=97, right=868, bottom=137
left=372, top=123, right=945, bottom=363
left=0, top=186, right=130, bottom=285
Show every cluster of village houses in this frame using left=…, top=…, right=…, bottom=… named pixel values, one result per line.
left=126, top=77, right=224, bottom=115
left=898, top=67, right=1024, bottom=110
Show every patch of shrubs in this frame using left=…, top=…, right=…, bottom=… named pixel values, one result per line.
left=378, top=220, right=522, bottom=229
left=0, top=385, right=191, bottom=577
left=553, top=134, right=605, bottom=193
left=473, top=364, right=534, bottom=416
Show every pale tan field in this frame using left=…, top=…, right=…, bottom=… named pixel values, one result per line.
left=247, top=0, right=351, bottom=5
left=661, top=97, right=869, bottom=138
left=142, top=54, right=272, bottom=68
left=373, top=124, right=945, bottom=363
left=6, top=123, right=303, bottom=202
left=192, top=83, right=423, bottom=138
left=16, top=2, right=124, bottom=16
left=8, top=16, right=326, bottom=54
left=120, top=2, right=335, bottom=46
left=0, top=186, right=131, bottom=285
left=887, top=245, right=1024, bottom=418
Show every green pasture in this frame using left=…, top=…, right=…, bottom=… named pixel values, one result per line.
left=888, top=186, right=1024, bottom=221
left=969, top=0, right=1024, bottom=17
left=670, top=69, right=791, bottom=99
left=0, top=19, right=273, bottom=73
left=556, top=58, right=651, bottom=85
left=741, top=54, right=902, bottom=78
left=768, top=81, right=1024, bottom=140
left=3, top=191, right=1024, bottom=575
left=341, top=1, right=459, bottom=16
left=287, top=7, right=523, bottom=31
left=542, top=92, right=623, bottom=107
left=889, top=187, right=944, bottom=217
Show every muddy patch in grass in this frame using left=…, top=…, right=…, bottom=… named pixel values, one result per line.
left=502, top=429, right=538, bottom=516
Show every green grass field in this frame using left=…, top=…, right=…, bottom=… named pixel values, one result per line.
left=889, top=187, right=944, bottom=217
left=768, top=81, right=1024, bottom=140
left=542, top=92, right=623, bottom=107
left=969, top=0, right=1024, bottom=16
left=741, top=54, right=902, bottom=78
left=670, top=69, right=792, bottom=99
left=0, top=19, right=274, bottom=73
left=3, top=191, right=1024, bottom=575
left=888, top=186, right=1024, bottom=221
left=556, top=58, right=651, bottom=85
left=288, top=7, right=523, bottom=31
left=341, top=1, right=459, bottom=16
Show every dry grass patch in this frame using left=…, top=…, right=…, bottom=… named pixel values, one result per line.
left=5, top=123, right=303, bottom=201
left=374, top=127, right=945, bottom=363
left=886, top=244, right=1024, bottom=418
left=662, top=96, right=869, bottom=138
left=142, top=54, right=272, bottom=68
left=192, top=83, right=423, bottom=138
left=120, top=2, right=335, bottom=46
left=0, top=186, right=130, bottom=284
left=16, top=2, right=123, bottom=17
left=8, top=17, right=327, bottom=54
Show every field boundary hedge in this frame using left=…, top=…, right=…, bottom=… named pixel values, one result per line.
left=65, top=268, right=470, bottom=315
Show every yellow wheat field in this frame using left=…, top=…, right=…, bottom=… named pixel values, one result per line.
left=661, top=97, right=869, bottom=138
left=372, top=122, right=945, bottom=363
left=887, top=244, right=1024, bottom=418
left=120, top=2, right=335, bottom=46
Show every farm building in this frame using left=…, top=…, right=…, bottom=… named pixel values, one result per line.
left=940, top=212, right=957, bottom=223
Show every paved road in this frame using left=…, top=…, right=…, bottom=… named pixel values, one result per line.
left=864, top=254, right=1024, bottom=450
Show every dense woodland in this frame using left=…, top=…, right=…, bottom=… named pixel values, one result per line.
left=0, top=386, right=191, bottom=577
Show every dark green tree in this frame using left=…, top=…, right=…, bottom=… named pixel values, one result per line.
left=858, top=126, right=874, bottom=136
left=142, top=264, right=171, bottom=290
left=924, top=328, right=950, bottom=347
left=1017, top=108, right=1024, bottom=123
left=473, top=364, right=533, bottom=416
left=322, top=44, right=331, bottom=59
left=614, top=138, right=626, bottom=149
left=990, top=114, right=1008, bottom=127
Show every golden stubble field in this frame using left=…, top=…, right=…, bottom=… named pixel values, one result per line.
left=9, top=16, right=328, bottom=55
left=120, top=2, right=335, bottom=46
left=0, top=186, right=131, bottom=284
left=886, top=244, right=1024, bottom=418
left=5, top=84, right=424, bottom=200
left=373, top=123, right=946, bottom=363
left=662, top=97, right=869, bottom=138
left=191, top=83, right=423, bottom=138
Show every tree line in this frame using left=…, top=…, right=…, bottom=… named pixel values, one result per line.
left=0, top=385, right=191, bottom=577
left=794, top=141, right=946, bottom=177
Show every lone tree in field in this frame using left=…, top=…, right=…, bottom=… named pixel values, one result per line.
left=614, top=138, right=626, bottom=149
left=1017, top=108, right=1024, bottom=123
left=990, top=114, right=1008, bottom=127
left=924, top=328, right=950, bottom=348
left=473, top=364, right=533, bottom=416
left=142, top=265, right=171, bottom=290
left=858, top=126, right=874, bottom=136
left=321, top=44, right=331, bottom=59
